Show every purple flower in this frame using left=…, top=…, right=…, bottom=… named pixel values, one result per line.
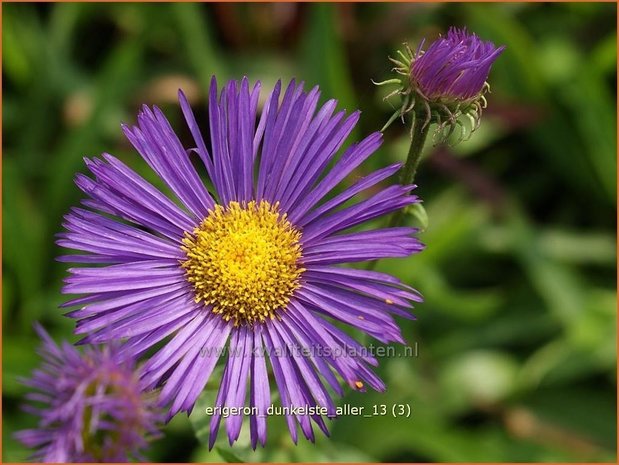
left=411, top=27, right=505, bottom=102
left=15, top=325, right=162, bottom=462
left=58, top=77, right=424, bottom=448
left=377, top=27, right=504, bottom=140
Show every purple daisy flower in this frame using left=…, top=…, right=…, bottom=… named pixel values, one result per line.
left=15, top=325, right=162, bottom=462
left=411, top=27, right=505, bottom=102
left=58, top=77, right=423, bottom=448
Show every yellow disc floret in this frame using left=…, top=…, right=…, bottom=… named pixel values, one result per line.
left=181, top=200, right=304, bottom=326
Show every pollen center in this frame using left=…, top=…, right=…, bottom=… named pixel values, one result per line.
left=181, top=201, right=304, bottom=326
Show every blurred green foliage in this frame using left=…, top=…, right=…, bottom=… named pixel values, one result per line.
left=3, top=2, right=616, bottom=462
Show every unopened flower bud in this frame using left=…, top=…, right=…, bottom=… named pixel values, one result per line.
left=377, top=27, right=504, bottom=143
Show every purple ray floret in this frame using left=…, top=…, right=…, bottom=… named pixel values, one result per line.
left=15, top=325, right=162, bottom=462
left=411, top=27, right=505, bottom=101
left=58, top=77, right=424, bottom=448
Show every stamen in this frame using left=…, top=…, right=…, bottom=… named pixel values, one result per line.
left=182, top=201, right=304, bottom=326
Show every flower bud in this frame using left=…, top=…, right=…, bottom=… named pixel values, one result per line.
left=377, top=27, right=504, bottom=143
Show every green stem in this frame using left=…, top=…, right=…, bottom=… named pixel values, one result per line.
left=365, top=119, right=429, bottom=272
left=388, top=120, right=430, bottom=228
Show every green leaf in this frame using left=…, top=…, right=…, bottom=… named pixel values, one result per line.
left=405, top=202, right=429, bottom=231
left=300, top=4, right=357, bottom=112
left=215, top=447, right=245, bottom=463
left=440, top=350, right=519, bottom=408
left=2, top=335, right=41, bottom=396
left=537, top=229, right=616, bottom=265
left=2, top=158, right=48, bottom=328
left=172, top=3, right=228, bottom=89
left=45, top=38, right=145, bottom=221
left=188, top=387, right=218, bottom=446
left=518, top=386, right=617, bottom=453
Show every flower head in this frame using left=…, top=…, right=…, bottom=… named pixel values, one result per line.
left=378, top=27, right=504, bottom=142
left=15, top=325, right=162, bottom=462
left=411, top=27, right=504, bottom=102
left=58, top=77, right=424, bottom=448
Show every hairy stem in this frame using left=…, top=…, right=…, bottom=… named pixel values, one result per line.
left=387, top=120, right=429, bottom=228
left=365, top=120, right=429, bottom=272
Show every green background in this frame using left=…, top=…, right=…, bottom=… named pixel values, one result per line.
left=3, top=2, right=617, bottom=462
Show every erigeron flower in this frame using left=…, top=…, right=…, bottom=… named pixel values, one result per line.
left=58, top=77, right=423, bottom=448
left=15, top=325, right=161, bottom=462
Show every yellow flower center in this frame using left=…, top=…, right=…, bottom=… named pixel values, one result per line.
left=181, top=201, right=304, bottom=326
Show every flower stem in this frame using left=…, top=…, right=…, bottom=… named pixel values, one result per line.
left=388, top=120, right=430, bottom=228
left=365, top=120, right=429, bottom=272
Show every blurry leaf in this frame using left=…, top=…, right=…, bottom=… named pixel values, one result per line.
left=48, top=2, right=84, bottom=52
left=286, top=437, right=373, bottom=462
left=538, top=229, right=616, bottom=265
left=431, top=308, right=556, bottom=359
left=2, top=273, right=13, bottom=330
left=172, top=3, right=228, bottom=89
left=228, top=53, right=296, bottom=91
left=191, top=445, right=227, bottom=463
left=502, top=206, right=587, bottom=326
left=189, top=387, right=218, bottom=446
left=44, top=4, right=84, bottom=94
left=561, top=69, right=617, bottom=204
left=412, top=187, right=489, bottom=266
left=2, top=335, right=40, bottom=396
left=332, top=391, right=534, bottom=461
left=2, top=410, right=34, bottom=462
left=520, top=337, right=614, bottom=391
left=2, top=4, right=42, bottom=86
left=518, top=386, right=617, bottom=453
left=531, top=25, right=617, bottom=204
left=451, top=118, right=509, bottom=157
left=591, top=32, right=617, bottom=76
left=441, top=350, right=519, bottom=409
left=415, top=265, right=504, bottom=321
left=467, top=4, right=614, bottom=204
left=215, top=447, right=245, bottom=463
left=3, top=158, right=47, bottom=327
left=3, top=25, right=31, bottom=86
left=566, top=287, right=616, bottom=364
left=46, top=38, right=144, bottom=222
left=537, top=38, right=580, bottom=85
left=301, top=4, right=357, bottom=112
left=405, top=202, right=429, bottom=231
left=465, top=4, right=546, bottom=99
